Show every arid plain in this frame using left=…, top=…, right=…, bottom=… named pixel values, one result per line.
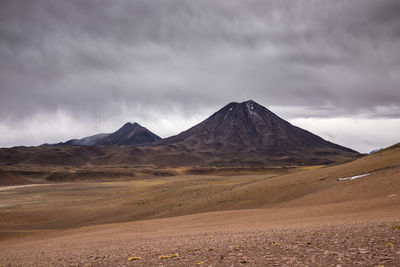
left=0, top=143, right=399, bottom=266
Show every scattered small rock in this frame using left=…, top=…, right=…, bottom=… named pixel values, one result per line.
left=128, top=256, right=141, bottom=261
left=358, top=248, right=369, bottom=254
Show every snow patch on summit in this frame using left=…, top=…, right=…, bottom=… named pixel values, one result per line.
left=246, top=103, right=261, bottom=120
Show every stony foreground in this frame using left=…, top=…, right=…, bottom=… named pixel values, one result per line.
left=1, top=220, right=399, bottom=267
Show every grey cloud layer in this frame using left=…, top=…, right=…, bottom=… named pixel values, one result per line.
left=1, top=0, right=400, bottom=126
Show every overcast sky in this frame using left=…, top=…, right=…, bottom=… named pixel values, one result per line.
left=1, top=0, right=399, bottom=153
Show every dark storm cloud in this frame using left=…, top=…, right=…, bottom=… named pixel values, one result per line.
left=0, top=0, right=400, bottom=149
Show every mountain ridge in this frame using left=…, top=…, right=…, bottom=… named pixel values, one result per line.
left=0, top=100, right=361, bottom=167
left=55, top=122, right=161, bottom=146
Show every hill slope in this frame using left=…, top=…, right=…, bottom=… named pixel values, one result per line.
left=60, top=122, right=161, bottom=146
left=173, top=140, right=400, bottom=215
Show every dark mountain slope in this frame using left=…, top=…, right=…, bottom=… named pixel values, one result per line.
left=59, top=122, right=161, bottom=146
left=155, top=100, right=359, bottom=165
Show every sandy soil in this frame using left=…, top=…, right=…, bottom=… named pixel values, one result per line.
left=0, top=203, right=399, bottom=267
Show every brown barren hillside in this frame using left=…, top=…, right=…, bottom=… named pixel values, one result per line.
left=0, top=170, right=31, bottom=186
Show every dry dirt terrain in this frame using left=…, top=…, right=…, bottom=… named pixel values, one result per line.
left=0, top=144, right=399, bottom=266
left=1, top=208, right=400, bottom=267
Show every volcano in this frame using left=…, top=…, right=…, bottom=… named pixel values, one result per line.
left=155, top=100, right=360, bottom=165
left=61, top=122, right=161, bottom=146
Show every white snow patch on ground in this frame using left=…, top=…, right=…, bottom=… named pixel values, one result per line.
left=0, top=184, right=47, bottom=191
left=337, top=173, right=371, bottom=181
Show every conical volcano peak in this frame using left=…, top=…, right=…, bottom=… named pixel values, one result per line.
left=103, top=122, right=160, bottom=145
left=158, top=100, right=359, bottom=165
left=196, top=100, right=285, bottom=131
left=219, top=100, right=280, bottom=124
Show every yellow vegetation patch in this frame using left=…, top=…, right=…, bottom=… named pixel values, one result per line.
left=298, top=165, right=326, bottom=171
left=159, top=255, right=171, bottom=259
left=159, top=253, right=179, bottom=259
left=387, top=242, right=393, bottom=247
left=196, top=261, right=204, bottom=265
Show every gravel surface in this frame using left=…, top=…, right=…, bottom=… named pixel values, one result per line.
left=1, top=221, right=399, bottom=266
